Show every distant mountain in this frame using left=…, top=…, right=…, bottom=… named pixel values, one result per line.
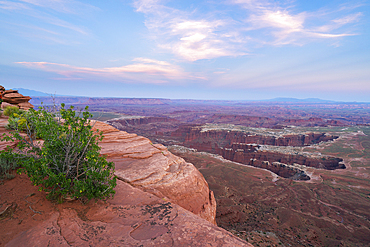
left=12, top=88, right=354, bottom=105
left=13, top=88, right=52, bottom=96
left=266, top=97, right=336, bottom=103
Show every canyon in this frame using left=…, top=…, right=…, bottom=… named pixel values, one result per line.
left=172, top=125, right=345, bottom=180
left=0, top=109, right=251, bottom=246
left=18, top=96, right=370, bottom=246
left=108, top=120, right=346, bottom=181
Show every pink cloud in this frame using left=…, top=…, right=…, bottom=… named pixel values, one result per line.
left=15, top=58, right=195, bottom=83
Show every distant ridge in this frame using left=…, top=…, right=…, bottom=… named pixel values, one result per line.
left=13, top=88, right=56, bottom=96
left=17, top=87, right=367, bottom=105
left=266, top=97, right=336, bottom=103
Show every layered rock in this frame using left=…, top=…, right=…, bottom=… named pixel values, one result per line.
left=218, top=143, right=344, bottom=180
left=1, top=88, right=34, bottom=110
left=172, top=125, right=344, bottom=180
left=3, top=176, right=251, bottom=247
left=182, top=127, right=339, bottom=150
left=1, top=119, right=252, bottom=246
left=221, top=143, right=344, bottom=170
left=92, top=121, right=217, bottom=224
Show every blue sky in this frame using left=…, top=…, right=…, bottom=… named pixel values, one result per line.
left=0, top=0, right=369, bottom=101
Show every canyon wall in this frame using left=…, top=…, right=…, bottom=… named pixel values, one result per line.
left=218, top=143, right=344, bottom=180
left=183, top=127, right=339, bottom=150
left=112, top=116, right=178, bottom=126
left=173, top=126, right=344, bottom=180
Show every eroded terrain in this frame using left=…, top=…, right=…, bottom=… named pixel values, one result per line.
left=32, top=98, right=370, bottom=246
left=169, top=126, right=370, bottom=246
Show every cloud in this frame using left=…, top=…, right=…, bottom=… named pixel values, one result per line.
left=133, top=0, right=363, bottom=61
left=15, top=58, right=196, bottom=83
left=233, top=0, right=362, bottom=45
left=18, top=0, right=99, bottom=14
left=134, top=0, right=248, bottom=61
left=0, top=1, right=29, bottom=10
left=0, top=0, right=96, bottom=43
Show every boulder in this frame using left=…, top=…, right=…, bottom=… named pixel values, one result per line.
left=3, top=93, right=31, bottom=104
left=17, top=102, right=34, bottom=110
left=0, top=86, right=34, bottom=110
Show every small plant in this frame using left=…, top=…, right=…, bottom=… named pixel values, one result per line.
left=3, top=106, right=22, bottom=117
left=0, top=151, right=19, bottom=180
left=6, top=110, right=35, bottom=132
left=1, top=103, right=116, bottom=202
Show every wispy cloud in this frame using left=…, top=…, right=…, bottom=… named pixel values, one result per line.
left=232, top=0, right=362, bottom=46
left=18, top=0, right=98, bottom=14
left=15, top=58, right=196, bottom=83
left=0, top=1, right=29, bottom=10
left=133, top=0, right=362, bottom=61
left=133, top=0, right=249, bottom=61
left=0, top=0, right=96, bottom=44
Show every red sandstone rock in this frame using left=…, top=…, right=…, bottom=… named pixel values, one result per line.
left=94, top=122, right=217, bottom=224
left=0, top=118, right=251, bottom=246
left=17, top=102, right=34, bottom=110
left=5, top=180, right=251, bottom=247
left=0, top=88, right=34, bottom=110
left=0, top=102, right=14, bottom=109
left=3, top=93, right=31, bottom=104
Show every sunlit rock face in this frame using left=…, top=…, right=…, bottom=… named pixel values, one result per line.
left=2, top=120, right=252, bottom=246
left=92, top=121, right=217, bottom=224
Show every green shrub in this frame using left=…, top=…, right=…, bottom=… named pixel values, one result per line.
left=3, top=106, right=22, bottom=117
left=6, top=110, right=36, bottom=133
left=0, top=151, right=19, bottom=180
left=1, top=103, right=116, bottom=202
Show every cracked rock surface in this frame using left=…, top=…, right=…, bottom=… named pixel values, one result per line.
left=93, top=121, right=217, bottom=225
left=3, top=179, right=251, bottom=246
left=1, top=119, right=252, bottom=246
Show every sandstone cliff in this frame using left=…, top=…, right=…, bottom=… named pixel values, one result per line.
left=1, top=119, right=253, bottom=246
left=92, top=121, right=217, bottom=224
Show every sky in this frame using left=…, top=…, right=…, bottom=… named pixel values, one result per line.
left=0, top=0, right=369, bottom=102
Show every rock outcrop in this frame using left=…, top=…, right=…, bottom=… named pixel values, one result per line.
left=92, top=121, right=217, bottom=224
left=2, top=175, right=251, bottom=247
left=1, top=88, right=34, bottom=110
left=1, top=118, right=252, bottom=246
left=4, top=179, right=250, bottom=247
